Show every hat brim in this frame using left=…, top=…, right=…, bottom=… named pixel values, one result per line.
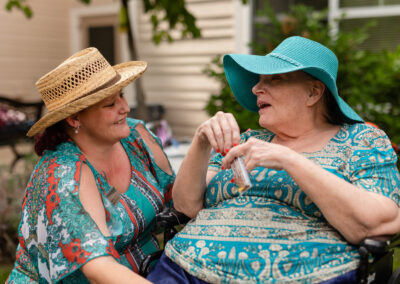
left=27, top=61, right=147, bottom=137
left=223, top=54, right=363, bottom=123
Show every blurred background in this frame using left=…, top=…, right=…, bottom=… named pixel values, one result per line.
left=1, top=0, right=399, bottom=281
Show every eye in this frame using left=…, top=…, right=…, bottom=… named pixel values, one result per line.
left=104, top=99, right=116, bottom=107
left=271, top=75, right=281, bottom=81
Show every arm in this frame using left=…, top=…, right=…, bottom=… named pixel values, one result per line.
left=79, top=164, right=150, bottom=283
left=172, top=112, right=241, bottom=218
left=284, top=151, right=400, bottom=244
left=222, top=137, right=400, bottom=244
left=81, top=256, right=151, bottom=284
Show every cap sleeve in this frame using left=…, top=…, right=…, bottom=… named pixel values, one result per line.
left=349, top=125, right=400, bottom=205
left=18, top=146, right=123, bottom=283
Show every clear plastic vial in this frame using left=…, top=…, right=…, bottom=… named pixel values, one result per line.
left=231, top=156, right=252, bottom=194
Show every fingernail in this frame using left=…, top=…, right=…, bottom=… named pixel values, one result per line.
left=225, top=148, right=229, bottom=153
left=233, top=143, right=238, bottom=147
left=216, top=149, right=220, bottom=153
left=231, top=178, right=235, bottom=183
left=221, top=152, right=226, bottom=156
left=221, top=165, right=224, bottom=170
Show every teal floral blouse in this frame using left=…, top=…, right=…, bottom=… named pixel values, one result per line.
left=7, top=118, right=174, bottom=283
left=165, top=123, right=400, bottom=283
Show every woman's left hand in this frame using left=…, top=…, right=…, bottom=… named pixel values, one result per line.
left=221, top=137, right=296, bottom=171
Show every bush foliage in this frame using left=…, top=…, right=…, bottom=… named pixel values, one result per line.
left=204, top=4, right=400, bottom=145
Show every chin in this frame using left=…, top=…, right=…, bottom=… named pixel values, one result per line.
left=119, top=127, right=131, bottom=139
left=258, top=118, right=270, bottom=130
left=108, top=127, right=130, bottom=142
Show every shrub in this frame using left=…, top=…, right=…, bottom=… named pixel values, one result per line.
left=0, top=152, right=38, bottom=266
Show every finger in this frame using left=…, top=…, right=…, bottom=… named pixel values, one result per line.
left=222, top=143, right=246, bottom=169
left=217, top=114, right=234, bottom=154
left=209, top=118, right=225, bottom=153
left=199, top=124, right=219, bottom=151
left=226, top=113, right=241, bottom=146
left=243, top=151, right=257, bottom=172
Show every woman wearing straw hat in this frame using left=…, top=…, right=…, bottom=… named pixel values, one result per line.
left=147, top=36, right=400, bottom=283
left=7, top=48, right=174, bottom=283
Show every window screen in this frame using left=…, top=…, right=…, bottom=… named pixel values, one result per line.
left=340, top=16, right=400, bottom=51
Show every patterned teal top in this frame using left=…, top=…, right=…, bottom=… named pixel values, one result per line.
left=7, top=118, right=174, bottom=284
left=165, top=123, right=400, bottom=283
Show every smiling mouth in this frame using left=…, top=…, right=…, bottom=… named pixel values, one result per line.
left=114, top=118, right=126, bottom=124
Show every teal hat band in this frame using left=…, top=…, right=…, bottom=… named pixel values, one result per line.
left=223, top=36, right=363, bottom=123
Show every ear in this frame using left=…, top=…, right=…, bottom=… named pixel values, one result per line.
left=306, top=80, right=325, bottom=107
left=65, top=115, right=80, bottom=128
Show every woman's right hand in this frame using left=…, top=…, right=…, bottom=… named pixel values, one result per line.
left=194, top=111, right=241, bottom=154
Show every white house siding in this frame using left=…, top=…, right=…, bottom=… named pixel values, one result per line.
left=134, top=0, right=237, bottom=138
left=0, top=0, right=115, bottom=102
left=0, top=0, right=239, bottom=139
left=0, top=0, right=76, bottom=101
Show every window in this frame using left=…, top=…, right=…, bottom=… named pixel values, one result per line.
left=251, top=0, right=400, bottom=52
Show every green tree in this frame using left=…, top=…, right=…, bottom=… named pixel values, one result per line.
left=205, top=4, right=400, bottom=148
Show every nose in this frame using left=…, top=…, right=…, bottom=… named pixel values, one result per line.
left=117, top=94, right=130, bottom=114
left=252, top=80, right=264, bottom=97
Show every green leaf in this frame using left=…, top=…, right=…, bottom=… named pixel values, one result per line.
left=22, top=6, right=32, bottom=18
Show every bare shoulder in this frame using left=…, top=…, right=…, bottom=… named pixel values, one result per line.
left=79, top=163, right=110, bottom=236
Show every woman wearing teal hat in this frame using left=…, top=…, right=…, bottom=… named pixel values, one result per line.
left=148, top=36, right=400, bottom=283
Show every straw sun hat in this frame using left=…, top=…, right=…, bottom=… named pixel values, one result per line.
left=223, top=36, right=363, bottom=123
left=27, top=47, right=147, bottom=137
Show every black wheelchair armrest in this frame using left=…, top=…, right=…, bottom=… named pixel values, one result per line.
left=138, top=208, right=191, bottom=277
left=156, top=207, right=191, bottom=244
left=156, top=207, right=191, bottom=228
left=358, top=233, right=400, bottom=283
left=360, top=236, right=391, bottom=255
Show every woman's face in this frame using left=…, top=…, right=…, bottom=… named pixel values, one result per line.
left=252, top=71, right=315, bottom=130
left=78, top=91, right=131, bottom=144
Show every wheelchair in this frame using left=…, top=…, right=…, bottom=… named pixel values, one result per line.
left=140, top=208, right=400, bottom=284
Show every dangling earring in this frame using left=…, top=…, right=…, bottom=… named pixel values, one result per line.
left=74, top=125, right=80, bottom=134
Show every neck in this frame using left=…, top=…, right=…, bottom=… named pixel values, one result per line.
left=70, top=131, right=121, bottom=169
left=270, top=115, right=339, bottom=152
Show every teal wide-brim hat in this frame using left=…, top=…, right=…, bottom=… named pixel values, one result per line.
left=223, top=36, right=363, bottom=123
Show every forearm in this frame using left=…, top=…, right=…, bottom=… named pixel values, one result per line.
left=283, top=152, right=400, bottom=244
left=82, top=256, right=151, bottom=284
left=172, top=136, right=212, bottom=218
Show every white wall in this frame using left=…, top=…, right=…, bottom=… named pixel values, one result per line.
left=133, top=0, right=241, bottom=138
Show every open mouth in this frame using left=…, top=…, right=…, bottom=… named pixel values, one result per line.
left=258, top=103, right=271, bottom=109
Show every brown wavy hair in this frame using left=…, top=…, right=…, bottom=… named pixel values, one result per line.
left=34, top=120, right=70, bottom=156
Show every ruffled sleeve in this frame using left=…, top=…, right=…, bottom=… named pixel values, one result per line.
left=348, top=124, right=400, bottom=205
left=15, top=142, right=123, bottom=283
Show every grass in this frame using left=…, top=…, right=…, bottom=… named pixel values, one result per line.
left=0, top=264, right=12, bottom=283
left=395, top=248, right=400, bottom=272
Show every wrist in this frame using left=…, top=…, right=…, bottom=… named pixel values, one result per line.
left=280, top=147, right=302, bottom=171
left=193, top=131, right=212, bottom=152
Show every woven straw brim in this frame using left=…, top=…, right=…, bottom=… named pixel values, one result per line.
left=223, top=54, right=363, bottom=123
left=27, top=61, right=147, bottom=137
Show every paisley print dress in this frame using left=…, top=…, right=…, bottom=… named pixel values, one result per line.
left=7, top=118, right=174, bottom=283
left=165, top=123, right=400, bottom=283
